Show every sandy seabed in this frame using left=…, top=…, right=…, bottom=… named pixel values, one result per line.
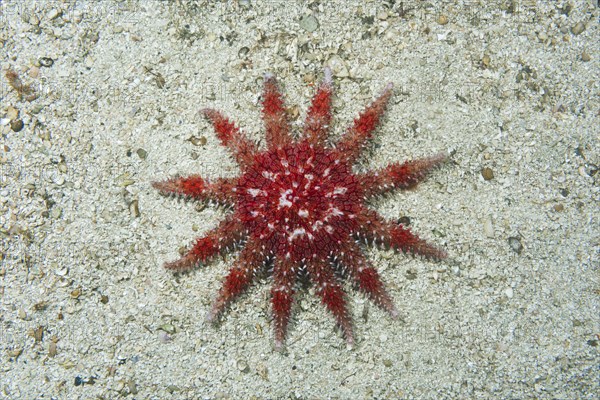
left=1, top=1, right=598, bottom=398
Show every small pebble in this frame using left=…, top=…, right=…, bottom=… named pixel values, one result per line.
left=10, top=119, right=24, bottom=132
left=300, top=298, right=311, bottom=311
left=159, top=323, right=176, bottom=334
left=303, top=73, right=315, bottom=85
left=8, top=348, right=23, bottom=358
left=47, top=8, right=61, bottom=20
left=327, top=55, right=349, bottom=78
left=129, top=199, right=140, bottom=217
left=31, top=104, right=44, bottom=114
left=299, top=15, right=319, bottom=32
left=188, top=136, right=207, bottom=146
left=136, top=148, right=148, bottom=160
left=158, top=331, right=172, bottom=343
left=58, top=161, right=68, bottom=173
left=483, top=218, right=494, bottom=238
left=504, top=287, right=514, bottom=299
left=377, top=10, right=388, bottom=20
left=481, top=54, right=491, bottom=68
left=48, top=340, right=58, bottom=357
left=257, top=364, right=268, bottom=380
left=581, top=51, right=591, bottom=62
left=508, top=236, right=523, bottom=254
left=537, top=32, right=547, bottom=42
left=405, top=268, right=418, bottom=280
left=39, top=57, right=54, bottom=67
left=397, top=216, right=411, bottom=226
left=31, top=326, right=44, bottom=343
left=481, top=167, right=494, bottom=180
left=166, top=385, right=180, bottom=393
left=570, top=22, right=585, bottom=35
left=437, top=15, right=448, bottom=25
left=52, top=175, right=65, bottom=186
left=120, top=179, right=135, bottom=187
left=73, top=10, right=83, bottom=23
left=238, top=46, right=250, bottom=58
left=127, top=380, right=138, bottom=395
left=29, top=66, right=40, bottom=78
left=237, top=359, right=249, bottom=372
left=287, top=104, right=300, bottom=120
left=51, top=207, right=63, bottom=219
left=553, top=203, right=564, bottom=212
left=178, top=246, right=187, bottom=256
left=34, top=301, right=49, bottom=311
left=6, top=106, right=19, bottom=120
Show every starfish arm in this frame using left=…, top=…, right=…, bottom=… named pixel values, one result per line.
left=303, top=67, right=333, bottom=147
left=206, top=237, right=266, bottom=322
left=163, top=214, right=247, bottom=272
left=201, top=109, right=258, bottom=169
left=308, top=259, right=354, bottom=346
left=335, top=83, right=393, bottom=164
left=152, top=176, right=238, bottom=204
left=336, top=243, right=398, bottom=317
left=263, top=73, right=292, bottom=149
left=358, top=152, right=448, bottom=198
left=271, top=257, right=297, bottom=350
left=355, top=208, right=447, bottom=260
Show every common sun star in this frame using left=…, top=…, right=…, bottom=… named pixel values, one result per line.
left=153, top=67, right=448, bottom=349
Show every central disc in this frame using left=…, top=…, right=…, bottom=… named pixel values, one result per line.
left=237, top=142, right=362, bottom=261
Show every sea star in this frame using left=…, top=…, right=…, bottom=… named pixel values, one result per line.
left=153, top=67, right=447, bottom=349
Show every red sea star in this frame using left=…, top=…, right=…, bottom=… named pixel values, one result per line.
left=153, top=67, right=447, bottom=349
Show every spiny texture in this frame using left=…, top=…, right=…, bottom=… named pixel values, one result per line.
left=153, top=68, right=448, bottom=349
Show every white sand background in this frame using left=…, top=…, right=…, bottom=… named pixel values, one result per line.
left=1, top=0, right=598, bottom=398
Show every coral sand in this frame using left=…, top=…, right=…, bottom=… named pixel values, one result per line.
left=154, top=68, right=448, bottom=349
